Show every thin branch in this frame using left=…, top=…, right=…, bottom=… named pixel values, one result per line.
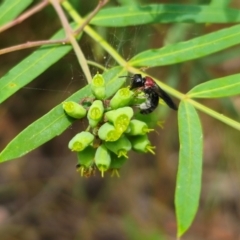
left=50, top=0, right=92, bottom=83
left=0, top=38, right=69, bottom=55
left=50, top=0, right=72, bottom=37
left=0, top=0, right=108, bottom=73
left=73, top=0, right=109, bottom=36
left=86, top=60, right=107, bottom=72
left=62, top=1, right=127, bottom=68
left=0, top=0, right=49, bottom=33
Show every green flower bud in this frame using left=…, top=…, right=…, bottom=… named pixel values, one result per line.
left=77, top=146, right=95, bottom=176
left=88, top=118, right=99, bottom=128
left=109, top=153, right=128, bottom=177
left=105, top=107, right=133, bottom=133
left=105, top=135, right=131, bottom=158
left=68, top=131, right=94, bottom=152
left=98, top=122, right=121, bottom=142
left=110, top=87, right=134, bottom=109
left=77, top=146, right=95, bottom=167
left=105, top=107, right=133, bottom=123
left=131, top=135, right=155, bottom=154
left=95, top=144, right=111, bottom=177
left=91, top=72, right=106, bottom=100
left=109, top=153, right=128, bottom=169
left=126, top=119, right=154, bottom=136
left=87, top=100, right=104, bottom=127
left=62, top=101, right=87, bottom=119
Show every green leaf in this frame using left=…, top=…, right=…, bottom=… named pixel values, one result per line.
left=129, top=24, right=240, bottom=67
left=0, top=23, right=78, bottom=104
left=91, top=4, right=240, bottom=27
left=0, top=66, right=126, bottom=162
left=188, top=73, right=240, bottom=98
left=210, top=0, right=231, bottom=7
left=0, top=0, right=33, bottom=26
left=175, top=100, right=203, bottom=237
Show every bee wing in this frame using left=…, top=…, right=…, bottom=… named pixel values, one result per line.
left=154, top=85, right=178, bottom=110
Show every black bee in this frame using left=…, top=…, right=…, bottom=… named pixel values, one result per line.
left=129, top=74, right=178, bottom=114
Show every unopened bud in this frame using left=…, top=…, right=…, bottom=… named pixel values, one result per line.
left=87, top=100, right=104, bottom=127
left=105, top=135, right=131, bottom=158
left=77, top=146, right=95, bottom=176
left=110, top=87, right=134, bottom=109
left=105, top=107, right=133, bottom=133
left=62, top=101, right=86, bottom=119
left=95, top=144, right=111, bottom=177
left=91, top=72, right=106, bottom=100
left=131, top=135, right=155, bottom=154
left=126, top=119, right=154, bottom=136
left=110, top=153, right=128, bottom=177
left=98, top=122, right=121, bottom=142
left=68, top=131, right=94, bottom=152
left=77, top=146, right=95, bottom=168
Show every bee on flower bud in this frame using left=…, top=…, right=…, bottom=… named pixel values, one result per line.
left=125, top=74, right=178, bottom=114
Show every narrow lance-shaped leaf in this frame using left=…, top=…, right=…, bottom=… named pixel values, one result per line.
left=0, top=66, right=127, bottom=162
left=210, top=0, right=231, bottom=7
left=0, top=0, right=33, bottom=26
left=187, top=73, right=240, bottom=98
left=91, top=4, right=240, bottom=27
left=129, top=24, right=240, bottom=67
left=0, top=23, right=78, bottom=104
left=175, top=100, right=203, bottom=237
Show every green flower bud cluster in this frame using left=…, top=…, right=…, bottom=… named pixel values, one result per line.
left=62, top=73, right=156, bottom=177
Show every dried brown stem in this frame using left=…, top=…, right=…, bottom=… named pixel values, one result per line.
left=0, top=38, right=69, bottom=55
left=0, top=0, right=109, bottom=66
left=50, top=0, right=92, bottom=82
left=50, top=0, right=73, bottom=37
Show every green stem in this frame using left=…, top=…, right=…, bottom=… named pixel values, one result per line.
left=62, top=1, right=127, bottom=67
left=62, top=0, right=184, bottom=97
left=87, top=60, right=107, bottom=71
left=187, top=98, right=240, bottom=130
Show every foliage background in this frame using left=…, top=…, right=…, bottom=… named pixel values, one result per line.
left=1, top=0, right=240, bottom=239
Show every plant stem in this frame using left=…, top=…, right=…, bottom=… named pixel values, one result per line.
left=86, top=60, right=107, bottom=71
left=50, top=0, right=92, bottom=83
left=62, top=1, right=184, bottom=98
left=62, top=1, right=128, bottom=68
left=0, top=0, right=108, bottom=57
left=188, top=98, right=240, bottom=130
left=0, top=39, right=69, bottom=55
left=73, top=0, right=109, bottom=37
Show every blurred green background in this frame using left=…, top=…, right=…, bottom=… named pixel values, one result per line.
left=1, top=0, right=240, bottom=239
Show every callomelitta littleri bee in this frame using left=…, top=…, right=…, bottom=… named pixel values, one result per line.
left=128, top=74, right=178, bottom=114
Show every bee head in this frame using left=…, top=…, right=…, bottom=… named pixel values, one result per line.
left=119, top=74, right=146, bottom=89
left=129, top=74, right=145, bottom=90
